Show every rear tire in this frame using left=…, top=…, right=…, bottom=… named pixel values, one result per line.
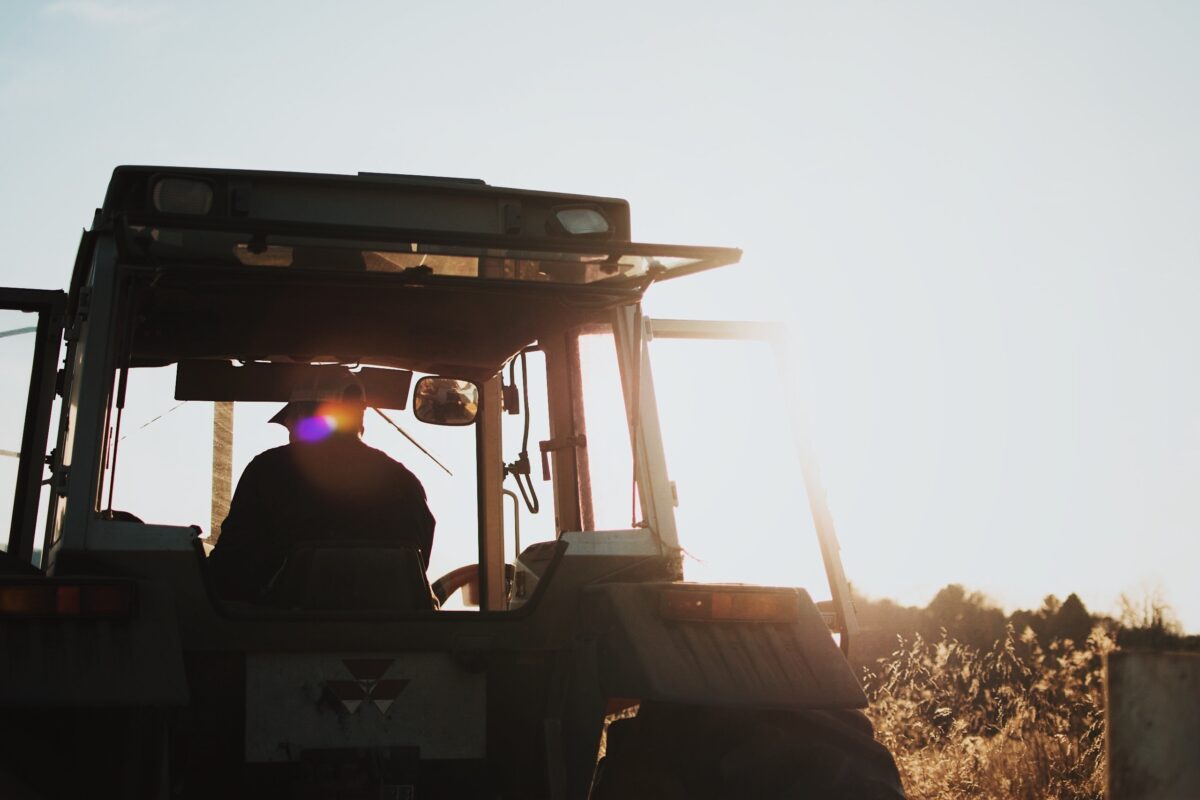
left=592, top=703, right=904, bottom=800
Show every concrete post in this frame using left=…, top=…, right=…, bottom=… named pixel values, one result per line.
left=1106, top=651, right=1200, bottom=799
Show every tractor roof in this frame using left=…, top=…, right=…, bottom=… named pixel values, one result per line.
left=96, top=165, right=739, bottom=288
left=84, top=166, right=741, bottom=379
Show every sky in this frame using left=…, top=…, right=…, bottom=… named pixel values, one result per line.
left=1, top=0, right=1198, bottom=631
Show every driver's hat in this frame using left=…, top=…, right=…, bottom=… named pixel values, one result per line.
left=269, top=371, right=366, bottom=426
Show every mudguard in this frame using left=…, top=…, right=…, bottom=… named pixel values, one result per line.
left=580, top=582, right=867, bottom=709
left=0, top=576, right=188, bottom=707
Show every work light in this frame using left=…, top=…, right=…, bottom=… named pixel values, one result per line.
left=549, top=206, right=610, bottom=237
left=151, top=177, right=214, bottom=215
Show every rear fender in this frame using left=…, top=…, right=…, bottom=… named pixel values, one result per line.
left=0, top=573, right=187, bottom=707
left=580, top=582, right=866, bottom=710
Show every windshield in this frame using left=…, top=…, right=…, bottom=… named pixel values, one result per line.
left=103, top=352, right=565, bottom=609
left=106, top=365, right=476, bottom=581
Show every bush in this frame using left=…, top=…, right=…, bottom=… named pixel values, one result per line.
left=863, top=625, right=1113, bottom=800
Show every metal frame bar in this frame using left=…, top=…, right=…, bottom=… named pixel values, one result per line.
left=0, top=288, right=66, bottom=563
left=475, top=377, right=506, bottom=611
left=54, top=237, right=123, bottom=561
left=613, top=306, right=678, bottom=567
left=644, top=317, right=860, bottom=656
left=111, top=213, right=742, bottom=287
left=565, top=333, right=595, bottom=532
left=541, top=333, right=583, bottom=536
left=116, top=210, right=742, bottom=262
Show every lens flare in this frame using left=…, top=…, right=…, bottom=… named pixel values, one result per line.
left=296, top=414, right=336, bottom=442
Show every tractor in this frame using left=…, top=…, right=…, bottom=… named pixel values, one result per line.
left=0, top=166, right=904, bottom=798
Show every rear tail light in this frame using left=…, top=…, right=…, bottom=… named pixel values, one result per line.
left=658, top=589, right=797, bottom=623
left=0, top=581, right=136, bottom=618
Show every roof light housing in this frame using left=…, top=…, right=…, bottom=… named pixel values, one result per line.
left=151, top=176, right=214, bottom=215
left=547, top=205, right=611, bottom=238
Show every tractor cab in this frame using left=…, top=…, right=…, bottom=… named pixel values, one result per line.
left=0, top=167, right=893, bottom=800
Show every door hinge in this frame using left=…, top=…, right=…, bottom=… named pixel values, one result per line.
left=51, top=466, right=69, bottom=497
left=63, top=287, right=91, bottom=343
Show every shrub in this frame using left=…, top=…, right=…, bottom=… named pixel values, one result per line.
left=863, top=624, right=1113, bottom=800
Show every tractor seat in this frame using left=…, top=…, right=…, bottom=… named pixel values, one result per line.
left=265, top=541, right=437, bottom=612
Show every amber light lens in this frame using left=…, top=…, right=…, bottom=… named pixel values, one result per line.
left=658, top=589, right=796, bottom=622
left=0, top=582, right=135, bottom=618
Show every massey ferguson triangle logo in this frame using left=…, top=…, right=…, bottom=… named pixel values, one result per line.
left=323, top=658, right=410, bottom=715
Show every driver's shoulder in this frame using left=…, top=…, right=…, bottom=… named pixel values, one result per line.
left=250, top=444, right=294, bottom=469
left=358, top=443, right=421, bottom=481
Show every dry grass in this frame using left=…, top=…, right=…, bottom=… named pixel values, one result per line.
left=863, top=625, right=1113, bottom=800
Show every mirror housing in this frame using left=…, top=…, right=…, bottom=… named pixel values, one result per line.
left=412, top=377, right=480, bottom=426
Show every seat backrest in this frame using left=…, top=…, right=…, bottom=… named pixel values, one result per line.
left=267, top=542, right=437, bottom=612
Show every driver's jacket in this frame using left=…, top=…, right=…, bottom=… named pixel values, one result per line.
left=206, top=436, right=435, bottom=601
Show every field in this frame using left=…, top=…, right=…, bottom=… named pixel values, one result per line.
left=864, top=626, right=1109, bottom=800
left=857, top=589, right=1197, bottom=799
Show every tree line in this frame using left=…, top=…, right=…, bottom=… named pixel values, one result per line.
left=849, top=583, right=1199, bottom=671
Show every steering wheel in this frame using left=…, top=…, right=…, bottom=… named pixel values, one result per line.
left=431, top=564, right=516, bottom=606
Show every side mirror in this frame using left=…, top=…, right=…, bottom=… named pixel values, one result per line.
left=412, top=377, right=480, bottom=426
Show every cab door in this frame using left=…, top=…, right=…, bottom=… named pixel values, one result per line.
left=0, top=288, right=66, bottom=568
left=638, top=316, right=860, bottom=655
